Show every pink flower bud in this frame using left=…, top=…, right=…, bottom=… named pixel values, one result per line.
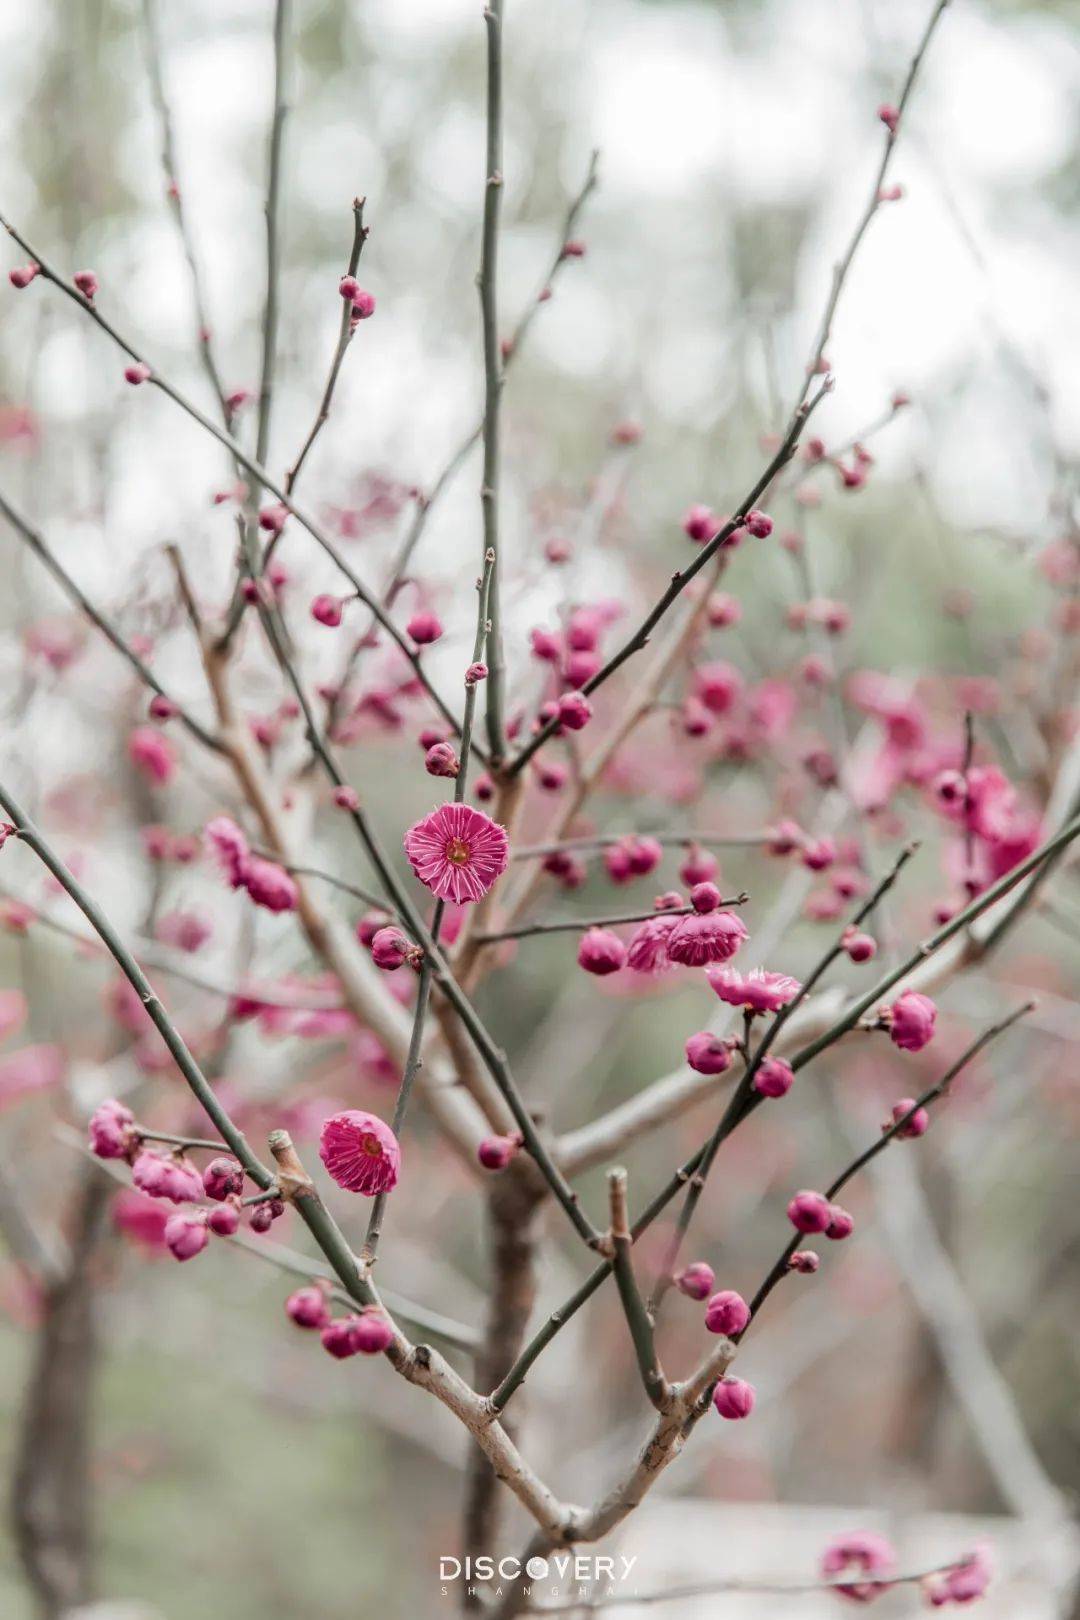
left=478, top=1133, right=519, bottom=1171
left=684, top=1031, right=732, bottom=1076
left=842, top=927, right=877, bottom=963
left=73, top=269, right=98, bottom=299
left=148, top=693, right=177, bottom=721
left=695, top=661, right=743, bottom=715
left=557, top=690, right=592, bottom=731
left=248, top=1203, right=276, bottom=1233
left=286, top=1284, right=331, bottom=1329
left=674, top=1261, right=714, bottom=1301
left=877, top=103, right=899, bottom=133
left=544, top=536, right=571, bottom=564
left=577, top=927, right=626, bottom=976
left=424, top=741, right=460, bottom=778
left=766, top=819, right=803, bottom=857
left=610, top=419, right=642, bottom=446
left=744, top=509, right=773, bottom=538
left=370, top=926, right=413, bottom=971
left=124, top=362, right=152, bottom=386
left=825, top=1203, right=854, bottom=1241
left=9, top=263, right=40, bottom=289
left=706, top=592, right=742, bottom=628
left=713, top=1376, right=755, bottom=1420
left=704, top=1289, right=750, bottom=1336
left=350, top=289, right=376, bottom=319
left=888, top=1097, right=930, bottom=1138
left=529, top=627, right=561, bottom=663
left=407, top=611, right=443, bottom=645
left=788, top=1250, right=820, bottom=1274
left=884, top=990, right=937, bottom=1052
left=258, top=504, right=287, bottom=535
left=561, top=239, right=586, bottom=259
left=207, top=1203, right=240, bottom=1236
left=332, top=784, right=360, bottom=811
left=474, top=772, right=494, bottom=802
left=787, top=1189, right=832, bottom=1234
left=932, top=768, right=966, bottom=806
left=339, top=275, right=360, bottom=300
left=679, top=846, right=718, bottom=887
left=311, top=593, right=345, bottom=627
left=128, top=725, right=176, bottom=786
left=242, top=856, right=299, bottom=914
left=537, top=761, right=568, bottom=792
left=89, top=1098, right=135, bottom=1160
left=465, top=661, right=488, bottom=685
left=689, top=881, right=721, bottom=914
left=202, top=1156, right=244, bottom=1202
left=164, top=1211, right=210, bottom=1261
left=801, top=837, right=837, bottom=872
left=352, top=1310, right=394, bottom=1354
left=683, top=504, right=718, bottom=543
left=753, top=1056, right=794, bottom=1099
left=132, top=1149, right=204, bottom=1204
left=321, top=1317, right=361, bottom=1358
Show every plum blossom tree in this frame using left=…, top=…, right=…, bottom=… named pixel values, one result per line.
left=0, top=0, right=1075, bottom=1613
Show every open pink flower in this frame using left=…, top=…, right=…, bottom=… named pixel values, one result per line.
left=706, top=965, right=801, bottom=1014
left=319, top=1109, right=400, bottom=1195
left=625, top=915, right=678, bottom=973
left=820, top=1530, right=896, bottom=1602
left=403, top=803, right=509, bottom=904
left=132, top=1149, right=204, bottom=1205
left=665, top=909, right=747, bottom=967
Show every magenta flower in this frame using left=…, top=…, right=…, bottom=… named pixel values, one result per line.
left=207, top=1204, right=240, bottom=1236
left=713, top=1376, right=755, bottom=1420
left=786, top=1189, right=832, bottom=1234
left=202, top=1156, right=244, bottom=1202
left=673, top=1261, right=714, bottom=1300
left=403, top=803, right=509, bottom=904
left=352, top=1310, right=394, bottom=1354
left=684, top=1031, right=732, bottom=1075
left=820, top=1530, right=896, bottom=1602
left=164, top=1211, right=210, bottom=1261
left=704, top=1289, right=750, bottom=1337
left=132, top=1149, right=204, bottom=1204
left=89, top=1098, right=135, bottom=1160
left=884, top=990, right=937, bottom=1051
left=706, top=966, right=802, bottom=1015
left=286, top=1285, right=332, bottom=1330
left=205, top=816, right=250, bottom=889
left=577, top=927, right=626, bottom=976
left=887, top=1096, right=930, bottom=1138
left=666, top=909, right=748, bottom=967
left=128, top=725, right=176, bottom=785
left=753, top=1056, right=794, bottom=1098
left=243, top=856, right=299, bottom=914
left=626, top=915, right=678, bottom=973
left=319, top=1109, right=400, bottom=1195
left=477, top=1134, right=520, bottom=1171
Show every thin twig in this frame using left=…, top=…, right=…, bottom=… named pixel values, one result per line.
left=607, top=1168, right=668, bottom=1411
left=507, top=381, right=831, bottom=777
left=0, top=492, right=221, bottom=753
left=0, top=212, right=474, bottom=756
left=476, top=895, right=748, bottom=944
left=479, top=0, right=507, bottom=761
